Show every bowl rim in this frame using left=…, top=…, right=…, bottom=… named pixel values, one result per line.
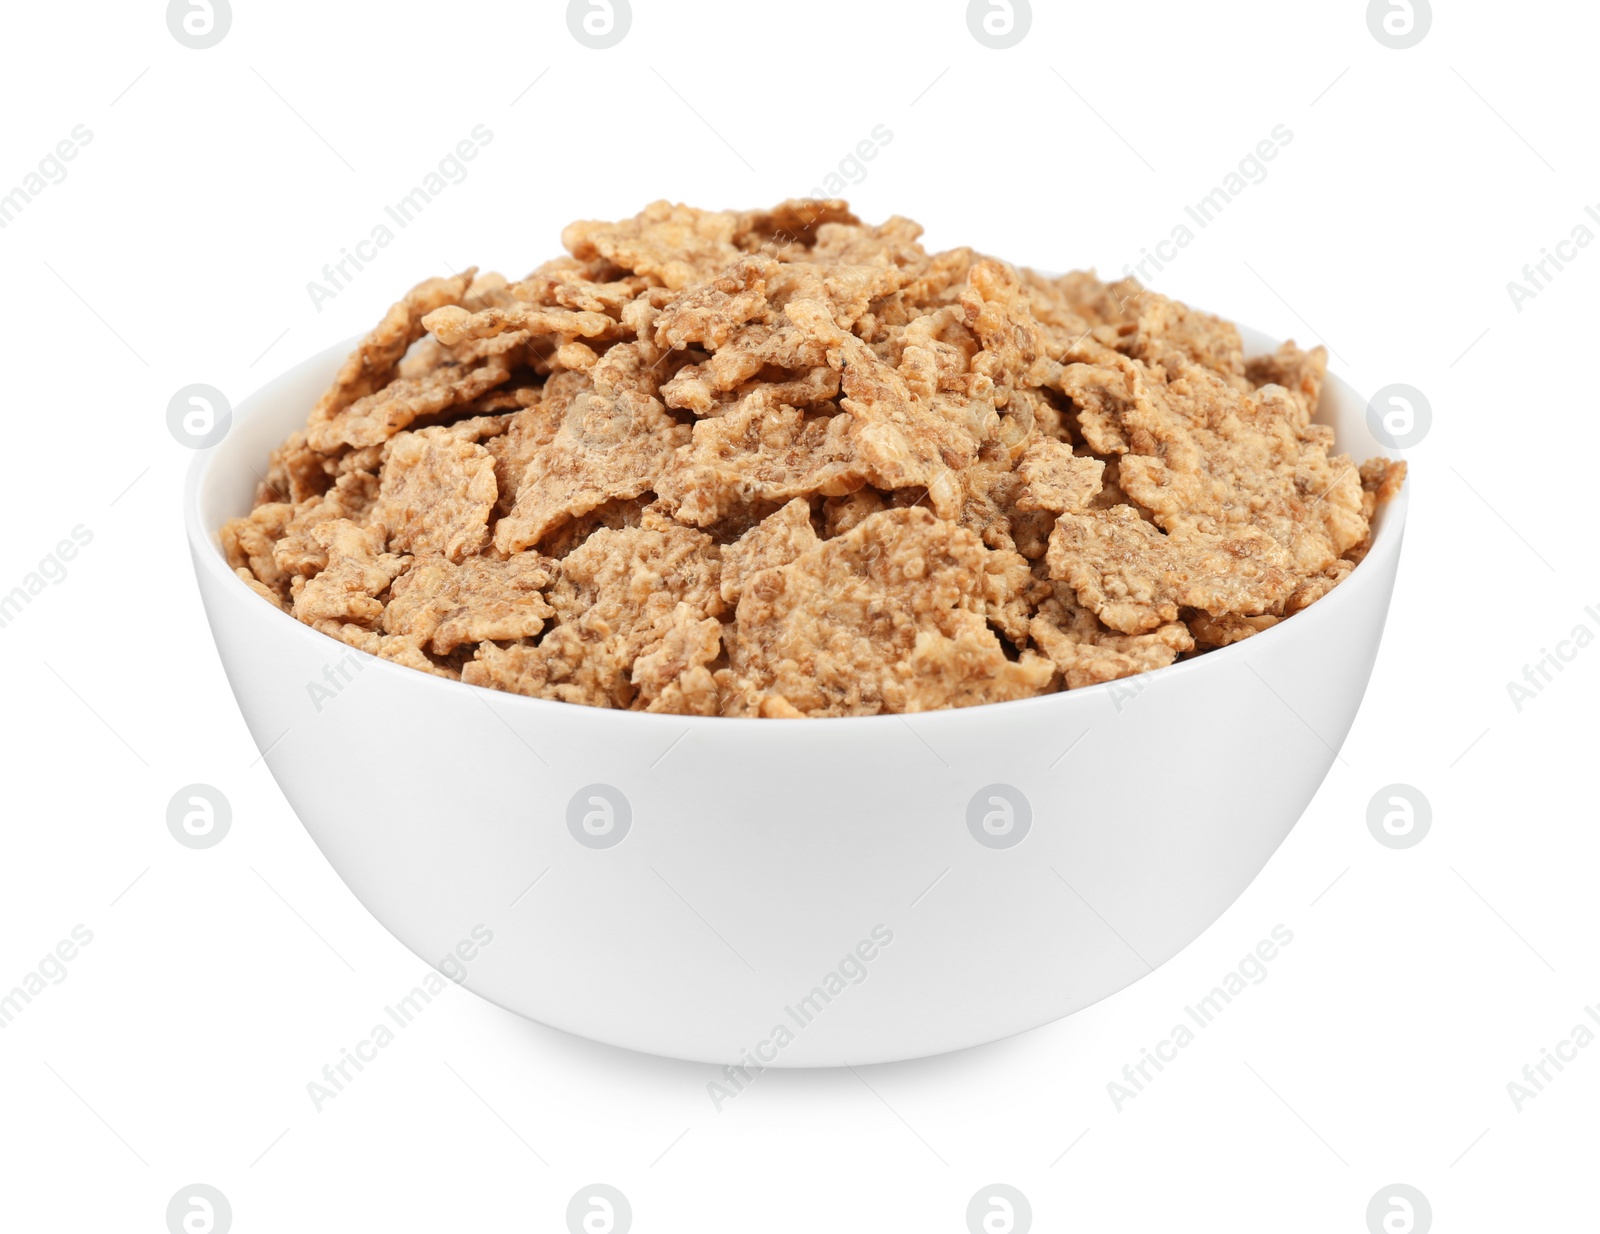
left=184, top=323, right=1409, bottom=731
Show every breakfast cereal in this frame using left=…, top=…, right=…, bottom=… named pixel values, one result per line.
left=222, top=201, right=1404, bottom=716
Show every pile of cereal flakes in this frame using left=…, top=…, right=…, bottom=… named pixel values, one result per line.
left=223, top=200, right=1405, bottom=718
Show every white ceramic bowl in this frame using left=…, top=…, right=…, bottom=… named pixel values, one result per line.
left=186, top=325, right=1406, bottom=1066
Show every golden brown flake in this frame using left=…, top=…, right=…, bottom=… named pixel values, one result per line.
left=257, top=431, right=327, bottom=505
left=1246, top=340, right=1327, bottom=419
left=421, top=303, right=618, bottom=348
left=290, top=521, right=409, bottom=629
left=463, top=522, right=723, bottom=709
left=719, top=497, right=821, bottom=603
left=1029, top=592, right=1195, bottom=688
left=653, top=258, right=776, bottom=351
left=658, top=401, right=859, bottom=527
left=311, top=620, right=457, bottom=678
left=307, top=271, right=476, bottom=435
left=733, top=199, right=860, bottom=254
left=492, top=349, right=689, bottom=554
left=383, top=554, right=556, bottom=654
left=563, top=200, right=743, bottom=290
left=631, top=603, right=724, bottom=714
left=837, top=335, right=978, bottom=505
left=1047, top=505, right=1296, bottom=634
left=271, top=472, right=381, bottom=580
left=234, top=566, right=287, bottom=612
left=373, top=427, right=498, bottom=562
left=221, top=502, right=296, bottom=599
left=305, top=354, right=516, bottom=452
left=722, top=507, right=1051, bottom=716
left=1015, top=439, right=1104, bottom=513
left=1359, top=456, right=1407, bottom=518
left=1187, top=611, right=1281, bottom=648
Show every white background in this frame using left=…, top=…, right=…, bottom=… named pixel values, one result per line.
left=2, top=0, right=1595, bottom=1230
